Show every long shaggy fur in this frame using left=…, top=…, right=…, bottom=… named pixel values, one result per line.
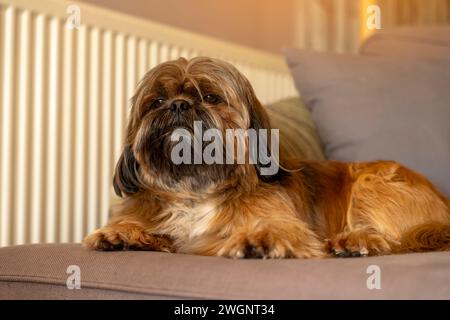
left=84, top=57, right=450, bottom=258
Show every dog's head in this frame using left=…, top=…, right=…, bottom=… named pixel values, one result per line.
left=113, top=57, right=284, bottom=197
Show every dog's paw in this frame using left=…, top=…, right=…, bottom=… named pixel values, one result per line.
left=83, top=224, right=174, bottom=252
left=327, top=230, right=392, bottom=258
left=217, top=230, right=319, bottom=259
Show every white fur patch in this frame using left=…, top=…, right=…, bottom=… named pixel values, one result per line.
left=159, top=201, right=217, bottom=241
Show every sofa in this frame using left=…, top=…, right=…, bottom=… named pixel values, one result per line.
left=1, top=26, right=449, bottom=300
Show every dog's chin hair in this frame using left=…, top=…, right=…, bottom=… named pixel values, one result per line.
left=133, top=132, right=237, bottom=193
left=132, top=106, right=246, bottom=192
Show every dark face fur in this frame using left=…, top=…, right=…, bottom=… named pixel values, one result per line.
left=113, top=57, right=278, bottom=197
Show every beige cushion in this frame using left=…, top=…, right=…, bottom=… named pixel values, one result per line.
left=1, top=244, right=449, bottom=299
left=265, top=97, right=325, bottom=160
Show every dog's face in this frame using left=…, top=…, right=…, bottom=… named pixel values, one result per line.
left=113, top=57, right=277, bottom=196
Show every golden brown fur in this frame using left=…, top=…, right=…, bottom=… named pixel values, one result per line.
left=84, top=57, right=450, bottom=258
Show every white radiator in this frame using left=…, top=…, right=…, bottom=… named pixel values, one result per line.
left=0, top=0, right=298, bottom=247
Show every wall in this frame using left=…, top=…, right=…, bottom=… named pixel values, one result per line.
left=79, top=0, right=450, bottom=55
left=78, top=0, right=296, bottom=54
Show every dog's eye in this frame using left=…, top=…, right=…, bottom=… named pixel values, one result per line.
left=150, top=97, right=165, bottom=108
left=203, top=94, right=222, bottom=105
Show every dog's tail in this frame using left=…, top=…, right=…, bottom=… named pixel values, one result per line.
left=396, top=222, right=450, bottom=253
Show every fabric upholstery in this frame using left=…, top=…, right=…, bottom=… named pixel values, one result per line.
left=1, top=244, right=449, bottom=299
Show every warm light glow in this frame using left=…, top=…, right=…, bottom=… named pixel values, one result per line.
left=359, top=0, right=379, bottom=41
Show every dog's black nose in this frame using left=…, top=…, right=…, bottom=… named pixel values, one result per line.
left=170, top=99, right=191, bottom=113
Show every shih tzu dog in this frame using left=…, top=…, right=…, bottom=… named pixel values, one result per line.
left=84, top=57, right=450, bottom=258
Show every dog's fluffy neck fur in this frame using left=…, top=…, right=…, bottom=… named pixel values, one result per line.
left=141, top=163, right=262, bottom=207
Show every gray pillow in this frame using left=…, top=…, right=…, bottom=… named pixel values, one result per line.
left=283, top=48, right=450, bottom=197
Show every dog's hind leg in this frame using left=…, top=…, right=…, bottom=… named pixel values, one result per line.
left=328, top=162, right=450, bottom=257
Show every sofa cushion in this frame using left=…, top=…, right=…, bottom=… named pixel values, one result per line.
left=1, top=244, right=450, bottom=299
left=283, top=48, right=450, bottom=196
left=360, top=26, right=450, bottom=62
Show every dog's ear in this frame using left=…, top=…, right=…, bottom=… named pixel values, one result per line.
left=244, top=86, right=289, bottom=182
left=113, top=145, right=144, bottom=197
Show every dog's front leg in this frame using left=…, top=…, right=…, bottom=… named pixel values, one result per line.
left=83, top=215, right=174, bottom=252
left=215, top=217, right=326, bottom=259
